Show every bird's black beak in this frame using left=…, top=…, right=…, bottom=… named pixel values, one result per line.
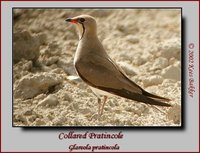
left=65, top=18, right=78, bottom=23
left=65, top=18, right=71, bottom=22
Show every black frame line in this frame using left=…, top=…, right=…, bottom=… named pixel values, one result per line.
left=12, top=7, right=184, bottom=129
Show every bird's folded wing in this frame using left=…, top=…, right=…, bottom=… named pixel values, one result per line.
left=75, top=52, right=142, bottom=94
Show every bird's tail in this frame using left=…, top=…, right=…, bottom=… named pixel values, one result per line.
left=110, top=88, right=171, bottom=107
left=117, top=72, right=171, bottom=107
left=141, top=89, right=171, bottom=107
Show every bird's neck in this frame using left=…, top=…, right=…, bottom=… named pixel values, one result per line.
left=75, top=32, right=102, bottom=61
left=78, top=33, right=99, bottom=51
left=78, top=27, right=97, bottom=41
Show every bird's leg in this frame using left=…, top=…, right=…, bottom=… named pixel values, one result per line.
left=90, top=96, right=107, bottom=121
left=89, top=97, right=101, bottom=121
left=100, top=96, right=108, bottom=116
left=97, top=98, right=101, bottom=118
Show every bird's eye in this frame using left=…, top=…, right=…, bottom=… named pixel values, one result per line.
left=79, top=18, right=85, bottom=23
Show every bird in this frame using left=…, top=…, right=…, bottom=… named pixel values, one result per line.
left=65, top=15, right=171, bottom=118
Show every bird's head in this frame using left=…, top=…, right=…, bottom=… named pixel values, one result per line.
left=66, top=15, right=97, bottom=40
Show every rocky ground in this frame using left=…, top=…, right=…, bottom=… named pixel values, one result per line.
left=13, top=9, right=181, bottom=126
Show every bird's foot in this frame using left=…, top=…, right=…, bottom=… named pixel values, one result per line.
left=88, top=96, right=108, bottom=121
left=89, top=113, right=102, bottom=121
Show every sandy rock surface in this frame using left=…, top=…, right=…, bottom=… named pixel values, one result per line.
left=13, top=9, right=181, bottom=126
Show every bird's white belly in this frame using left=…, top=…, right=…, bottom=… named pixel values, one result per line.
left=90, top=86, right=114, bottom=98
